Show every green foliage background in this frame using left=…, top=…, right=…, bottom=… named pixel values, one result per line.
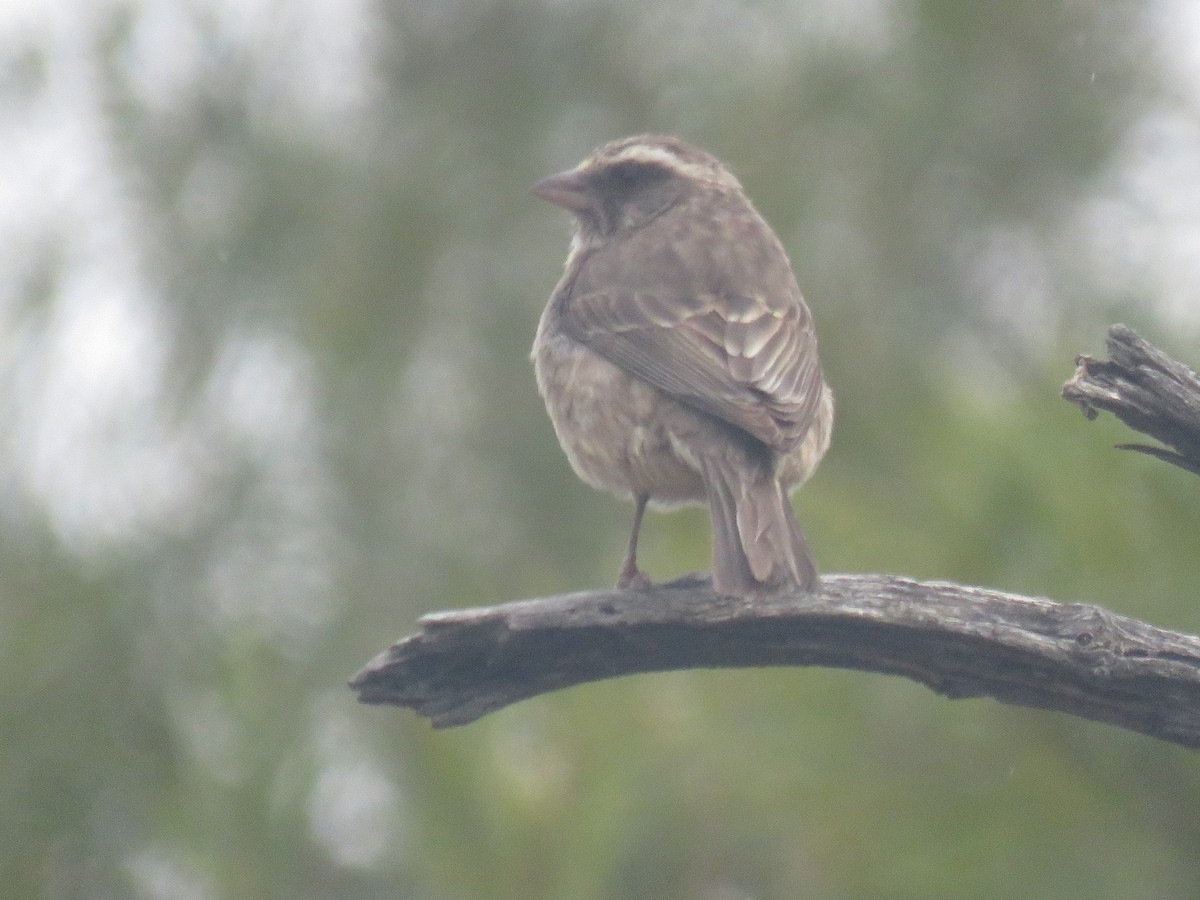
left=4, top=1, right=1200, bottom=897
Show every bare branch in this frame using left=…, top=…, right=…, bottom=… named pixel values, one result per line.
left=351, top=574, right=1200, bottom=749
left=351, top=327, right=1200, bottom=747
left=1063, top=323, right=1200, bottom=475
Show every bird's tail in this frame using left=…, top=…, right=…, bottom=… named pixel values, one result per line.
left=700, top=452, right=818, bottom=597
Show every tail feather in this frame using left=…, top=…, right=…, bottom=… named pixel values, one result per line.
left=701, top=454, right=818, bottom=596
left=704, top=461, right=759, bottom=591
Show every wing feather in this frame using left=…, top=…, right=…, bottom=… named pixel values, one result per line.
left=564, top=285, right=822, bottom=453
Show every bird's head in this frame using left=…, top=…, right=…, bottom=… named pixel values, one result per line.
left=533, top=135, right=740, bottom=237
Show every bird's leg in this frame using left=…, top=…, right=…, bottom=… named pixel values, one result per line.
left=616, top=493, right=652, bottom=590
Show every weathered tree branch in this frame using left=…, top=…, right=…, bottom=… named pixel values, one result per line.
left=352, top=574, right=1200, bottom=749
left=1063, top=323, right=1200, bottom=475
left=353, top=326, right=1200, bottom=748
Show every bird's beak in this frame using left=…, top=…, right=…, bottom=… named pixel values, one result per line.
left=531, top=167, right=592, bottom=213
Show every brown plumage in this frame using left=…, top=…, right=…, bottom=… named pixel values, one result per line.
left=531, top=135, right=833, bottom=596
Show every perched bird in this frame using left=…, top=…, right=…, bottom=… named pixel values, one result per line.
left=531, top=135, right=833, bottom=597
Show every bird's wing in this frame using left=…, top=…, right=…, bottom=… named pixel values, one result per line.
left=562, top=284, right=823, bottom=453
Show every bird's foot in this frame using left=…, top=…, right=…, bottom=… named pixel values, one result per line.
left=616, top=566, right=653, bottom=591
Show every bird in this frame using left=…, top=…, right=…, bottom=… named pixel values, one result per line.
left=531, top=135, right=833, bottom=597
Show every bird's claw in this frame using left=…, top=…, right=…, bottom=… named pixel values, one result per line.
left=616, top=568, right=653, bottom=591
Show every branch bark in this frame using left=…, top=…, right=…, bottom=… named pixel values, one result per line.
left=353, top=326, right=1200, bottom=748
left=1063, top=323, right=1200, bottom=475
left=351, top=574, right=1200, bottom=749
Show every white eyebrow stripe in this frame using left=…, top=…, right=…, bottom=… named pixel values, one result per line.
left=608, top=146, right=686, bottom=168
